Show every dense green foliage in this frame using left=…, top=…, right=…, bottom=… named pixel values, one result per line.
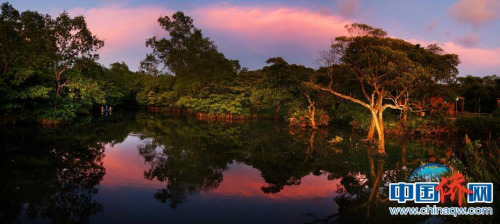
left=0, top=3, right=101, bottom=122
left=140, top=11, right=238, bottom=93
left=0, top=3, right=149, bottom=123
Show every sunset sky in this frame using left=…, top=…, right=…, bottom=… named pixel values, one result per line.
left=8, top=0, right=500, bottom=76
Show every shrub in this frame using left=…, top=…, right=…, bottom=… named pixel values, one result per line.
left=288, top=108, right=329, bottom=128
left=330, top=102, right=371, bottom=131
left=404, top=114, right=454, bottom=137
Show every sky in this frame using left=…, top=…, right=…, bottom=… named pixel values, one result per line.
left=6, top=0, right=500, bottom=76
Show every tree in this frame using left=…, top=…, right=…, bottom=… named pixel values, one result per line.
left=457, top=75, right=498, bottom=113
left=50, top=12, right=104, bottom=98
left=99, top=62, right=143, bottom=106
left=0, top=3, right=105, bottom=122
left=251, top=57, right=313, bottom=118
left=141, top=11, right=237, bottom=94
left=309, top=23, right=459, bottom=154
left=397, top=44, right=459, bottom=124
left=0, top=4, right=54, bottom=117
left=136, top=74, right=177, bottom=107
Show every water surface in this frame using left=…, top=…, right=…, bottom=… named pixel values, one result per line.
left=0, top=112, right=458, bottom=223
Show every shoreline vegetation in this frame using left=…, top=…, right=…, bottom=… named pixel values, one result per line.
left=1, top=3, right=500, bottom=152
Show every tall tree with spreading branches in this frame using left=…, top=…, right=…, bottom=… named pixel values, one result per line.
left=309, top=23, right=459, bottom=154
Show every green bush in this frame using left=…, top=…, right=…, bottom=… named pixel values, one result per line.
left=176, top=94, right=251, bottom=115
left=34, top=103, right=77, bottom=122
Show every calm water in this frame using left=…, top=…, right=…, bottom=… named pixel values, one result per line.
left=0, top=112, right=464, bottom=223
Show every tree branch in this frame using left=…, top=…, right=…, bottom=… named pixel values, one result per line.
left=306, top=82, right=371, bottom=109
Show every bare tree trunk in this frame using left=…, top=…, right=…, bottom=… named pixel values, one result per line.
left=308, top=83, right=389, bottom=154
left=303, top=91, right=318, bottom=129
left=371, top=109, right=386, bottom=154
left=400, top=105, right=408, bottom=129
left=310, top=109, right=317, bottom=129
left=367, top=118, right=376, bottom=140
left=377, top=110, right=385, bottom=154
left=308, top=102, right=318, bottom=129
left=56, top=80, right=61, bottom=95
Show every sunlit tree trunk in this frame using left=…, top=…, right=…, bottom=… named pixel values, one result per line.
left=377, top=110, right=385, bottom=154
left=367, top=118, right=376, bottom=141
left=310, top=84, right=389, bottom=154
left=308, top=103, right=317, bottom=129
left=302, top=90, right=318, bottom=129
left=371, top=109, right=386, bottom=154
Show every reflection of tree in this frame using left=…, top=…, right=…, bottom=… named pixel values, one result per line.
left=135, top=113, right=238, bottom=208
left=242, top=124, right=337, bottom=194
left=135, top=112, right=338, bottom=201
left=247, top=130, right=312, bottom=194
left=132, top=110, right=457, bottom=223
left=43, top=145, right=105, bottom=224
left=0, top=140, right=105, bottom=224
left=0, top=113, right=133, bottom=223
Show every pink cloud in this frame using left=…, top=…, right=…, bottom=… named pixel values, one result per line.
left=67, top=4, right=351, bottom=69
left=456, top=32, right=480, bottom=47
left=64, top=3, right=499, bottom=75
left=449, top=0, right=500, bottom=27
left=192, top=5, right=351, bottom=58
left=406, top=38, right=500, bottom=75
left=442, top=42, right=500, bottom=75
left=68, top=5, right=172, bottom=66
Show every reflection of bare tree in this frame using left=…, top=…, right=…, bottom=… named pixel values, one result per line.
left=305, top=131, right=316, bottom=161
left=305, top=151, right=388, bottom=224
left=364, top=155, right=387, bottom=220
left=304, top=141, right=446, bottom=224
